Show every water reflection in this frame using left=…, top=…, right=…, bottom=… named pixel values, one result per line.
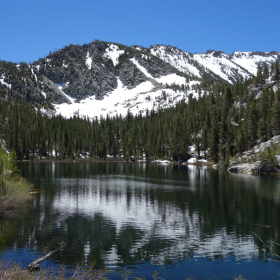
left=1, top=163, right=280, bottom=277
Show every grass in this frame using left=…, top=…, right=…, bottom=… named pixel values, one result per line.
left=0, top=262, right=158, bottom=280
left=0, top=261, right=108, bottom=280
left=0, top=261, right=247, bottom=280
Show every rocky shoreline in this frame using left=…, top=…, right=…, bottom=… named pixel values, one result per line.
left=225, top=135, right=280, bottom=175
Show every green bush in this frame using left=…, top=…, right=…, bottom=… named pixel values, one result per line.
left=5, top=175, right=32, bottom=202
left=259, top=148, right=278, bottom=168
left=0, top=148, right=18, bottom=195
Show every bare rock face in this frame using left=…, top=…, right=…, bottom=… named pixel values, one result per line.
left=30, top=41, right=185, bottom=102
left=134, top=54, right=176, bottom=78
left=0, top=61, right=50, bottom=107
left=116, top=59, right=148, bottom=89
left=35, top=42, right=119, bottom=101
left=42, top=76, right=71, bottom=104
left=247, top=84, right=265, bottom=98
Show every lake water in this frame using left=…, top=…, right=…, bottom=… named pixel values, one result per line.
left=1, top=162, right=280, bottom=279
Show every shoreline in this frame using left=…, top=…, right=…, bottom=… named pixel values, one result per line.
left=0, top=197, right=33, bottom=220
left=19, top=157, right=214, bottom=165
left=18, top=159, right=280, bottom=175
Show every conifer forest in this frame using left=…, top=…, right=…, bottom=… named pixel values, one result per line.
left=1, top=61, right=279, bottom=163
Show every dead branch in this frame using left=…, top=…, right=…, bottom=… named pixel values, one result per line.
left=27, top=242, right=66, bottom=272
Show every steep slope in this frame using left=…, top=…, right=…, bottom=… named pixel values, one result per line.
left=192, top=51, right=251, bottom=83
left=30, top=40, right=194, bottom=118
left=148, top=45, right=202, bottom=78
left=230, top=51, right=279, bottom=75
left=31, top=40, right=188, bottom=101
left=149, top=45, right=279, bottom=84
left=0, top=40, right=192, bottom=118
left=0, top=40, right=279, bottom=120
left=0, top=61, right=50, bottom=107
left=0, top=61, right=70, bottom=108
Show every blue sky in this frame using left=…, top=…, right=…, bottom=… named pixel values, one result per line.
left=1, top=0, right=279, bottom=63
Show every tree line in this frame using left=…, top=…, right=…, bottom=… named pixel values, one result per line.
left=0, top=62, right=279, bottom=163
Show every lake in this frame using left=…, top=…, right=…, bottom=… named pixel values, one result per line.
left=1, top=162, right=280, bottom=279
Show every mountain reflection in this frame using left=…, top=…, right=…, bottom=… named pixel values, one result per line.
left=1, top=163, right=280, bottom=268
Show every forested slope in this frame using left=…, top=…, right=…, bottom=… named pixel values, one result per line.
left=0, top=61, right=279, bottom=163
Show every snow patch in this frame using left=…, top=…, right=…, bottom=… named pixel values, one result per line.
left=86, top=52, right=92, bottom=70
left=187, top=157, right=197, bottom=163
left=104, top=44, right=125, bottom=67
left=152, top=160, right=170, bottom=163
left=155, top=73, right=186, bottom=86
left=57, top=86, right=74, bottom=104
left=31, top=68, right=38, bottom=82
left=0, top=75, right=11, bottom=89
left=134, top=47, right=142, bottom=51
left=130, top=58, right=153, bottom=78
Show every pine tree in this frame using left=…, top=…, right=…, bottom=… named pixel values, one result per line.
left=271, top=87, right=280, bottom=135
left=245, top=96, right=258, bottom=148
left=274, top=61, right=279, bottom=81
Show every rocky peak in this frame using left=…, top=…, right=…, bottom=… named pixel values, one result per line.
left=0, top=40, right=279, bottom=117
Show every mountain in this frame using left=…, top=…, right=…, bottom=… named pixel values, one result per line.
left=0, top=40, right=279, bottom=119
left=148, top=45, right=279, bottom=83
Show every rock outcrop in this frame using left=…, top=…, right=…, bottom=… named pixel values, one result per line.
left=0, top=61, right=50, bottom=107
left=227, top=163, right=260, bottom=174
left=41, top=76, right=71, bottom=104
left=228, top=135, right=280, bottom=174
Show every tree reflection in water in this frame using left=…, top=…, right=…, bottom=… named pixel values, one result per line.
left=0, top=162, right=280, bottom=279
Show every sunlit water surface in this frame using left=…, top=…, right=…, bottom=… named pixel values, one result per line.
left=1, top=162, right=280, bottom=279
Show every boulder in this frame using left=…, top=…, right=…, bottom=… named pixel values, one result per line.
left=228, top=163, right=259, bottom=174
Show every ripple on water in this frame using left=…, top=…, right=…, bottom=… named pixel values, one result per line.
left=4, top=162, right=280, bottom=279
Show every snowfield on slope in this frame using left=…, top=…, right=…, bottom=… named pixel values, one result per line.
left=150, top=46, right=279, bottom=83
left=193, top=53, right=251, bottom=83
left=231, top=52, right=279, bottom=76
left=155, top=73, right=187, bottom=85
left=150, top=46, right=201, bottom=78
left=54, top=79, right=202, bottom=119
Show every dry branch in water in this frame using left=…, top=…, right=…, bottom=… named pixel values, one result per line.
left=27, top=242, right=66, bottom=272
left=251, top=231, right=280, bottom=258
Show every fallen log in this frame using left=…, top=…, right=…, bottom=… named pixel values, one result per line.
left=27, top=242, right=66, bottom=272
left=253, top=224, right=272, bottom=229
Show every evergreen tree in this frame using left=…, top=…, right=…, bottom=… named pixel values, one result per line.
left=271, top=87, right=280, bottom=135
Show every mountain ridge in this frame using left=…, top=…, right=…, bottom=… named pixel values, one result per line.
left=0, top=40, right=279, bottom=119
